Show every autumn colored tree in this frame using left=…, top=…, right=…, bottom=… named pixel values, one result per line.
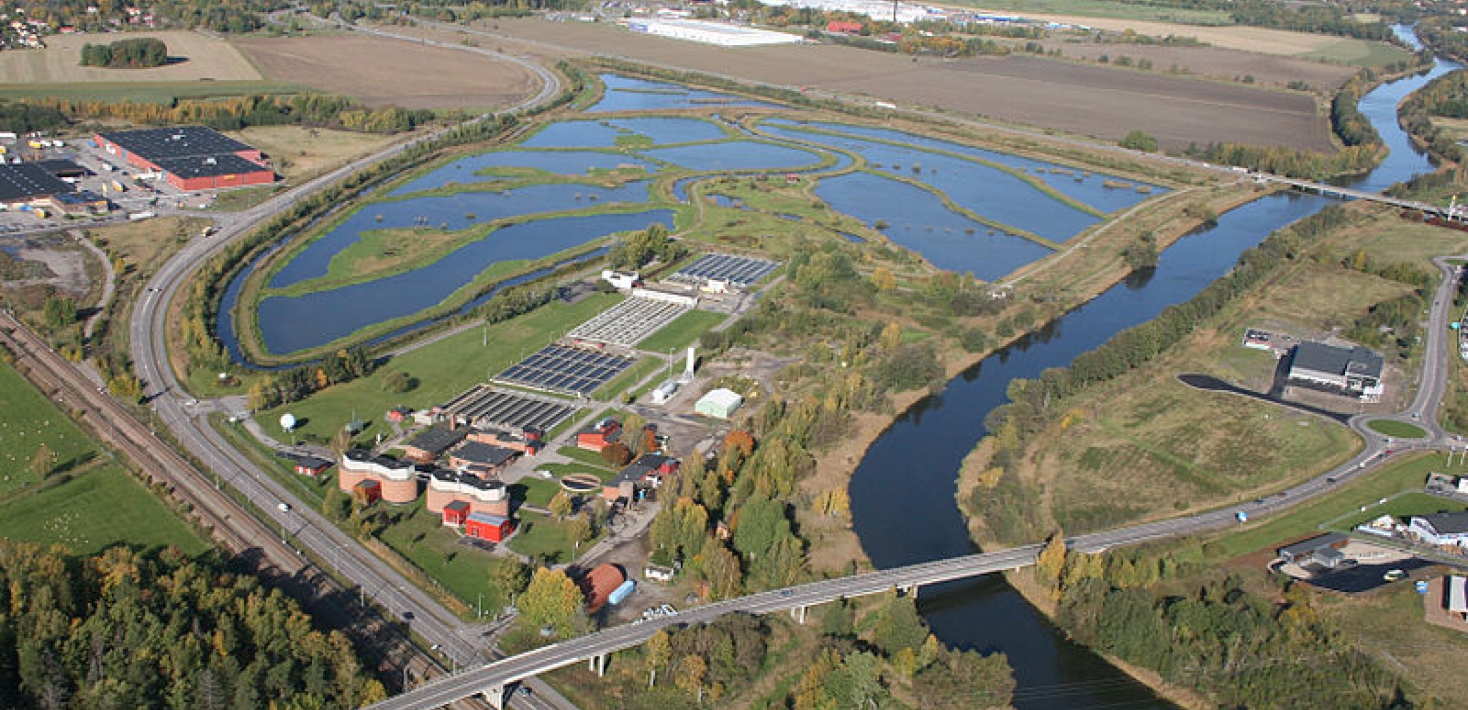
left=1036, top=531, right=1068, bottom=590
left=547, top=491, right=573, bottom=519
left=519, top=568, right=584, bottom=637
left=871, top=266, right=897, bottom=292
left=723, top=430, right=755, bottom=458
left=645, top=630, right=671, bottom=687
left=601, top=442, right=633, bottom=468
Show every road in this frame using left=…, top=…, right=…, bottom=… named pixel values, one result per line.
left=122, top=34, right=563, bottom=674
left=369, top=256, right=1468, bottom=709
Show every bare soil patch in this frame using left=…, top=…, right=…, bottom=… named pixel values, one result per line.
left=0, top=31, right=261, bottom=83
left=1037, top=39, right=1356, bottom=91
left=466, top=18, right=1331, bottom=152
left=233, top=34, right=536, bottom=109
left=228, top=125, right=401, bottom=182
left=1015, top=15, right=1359, bottom=56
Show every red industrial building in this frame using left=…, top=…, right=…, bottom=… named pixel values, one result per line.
left=94, top=126, right=275, bottom=192
left=465, top=511, right=514, bottom=543
left=579, top=563, right=627, bottom=613
left=576, top=418, right=622, bottom=452
left=442, top=500, right=471, bottom=526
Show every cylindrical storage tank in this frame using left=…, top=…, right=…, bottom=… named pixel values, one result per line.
left=338, top=467, right=367, bottom=493
left=425, top=485, right=453, bottom=514
left=379, top=476, right=418, bottom=504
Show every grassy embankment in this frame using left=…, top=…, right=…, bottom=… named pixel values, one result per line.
left=0, top=362, right=206, bottom=555
left=962, top=205, right=1467, bottom=544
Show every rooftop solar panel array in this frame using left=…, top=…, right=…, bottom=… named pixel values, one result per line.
left=567, top=295, right=692, bottom=348
left=443, top=384, right=578, bottom=432
left=667, top=253, right=778, bottom=288
left=494, top=344, right=637, bottom=396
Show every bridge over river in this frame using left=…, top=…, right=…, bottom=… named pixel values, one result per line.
left=1255, top=173, right=1463, bottom=219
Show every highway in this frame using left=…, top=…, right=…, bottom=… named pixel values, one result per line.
left=368, top=248, right=1468, bottom=708
left=122, top=41, right=563, bottom=672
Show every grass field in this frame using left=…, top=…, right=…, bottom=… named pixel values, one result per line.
left=0, top=31, right=262, bottom=84
left=257, top=293, right=618, bottom=444
left=0, top=79, right=300, bottom=103
left=506, top=511, right=600, bottom=564
left=1367, top=420, right=1429, bottom=438
left=0, top=362, right=103, bottom=496
left=637, top=310, right=727, bottom=353
left=229, top=125, right=401, bottom=182
left=948, top=0, right=1232, bottom=24
left=0, top=362, right=206, bottom=555
left=1296, top=39, right=1417, bottom=67
left=376, top=502, right=509, bottom=615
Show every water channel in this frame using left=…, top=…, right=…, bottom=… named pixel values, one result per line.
left=847, top=27, right=1455, bottom=710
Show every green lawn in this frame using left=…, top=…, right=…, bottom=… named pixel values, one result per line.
left=1296, top=39, right=1416, bottom=68
left=207, top=185, right=277, bottom=212
left=637, top=309, right=727, bottom=353
left=258, top=293, right=618, bottom=444
left=1366, top=420, right=1429, bottom=439
left=512, top=477, right=565, bottom=508
left=376, top=503, right=509, bottom=615
left=0, top=466, right=208, bottom=556
left=538, top=462, right=618, bottom=483
left=1186, top=453, right=1455, bottom=561
left=0, top=362, right=205, bottom=555
left=0, top=363, right=105, bottom=495
left=0, top=79, right=300, bottom=103
left=506, top=511, right=599, bottom=565
left=556, top=445, right=618, bottom=470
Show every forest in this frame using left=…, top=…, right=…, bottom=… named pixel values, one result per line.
left=1038, top=544, right=1415, bottom=709
left=0, top=541, right=386, bottom=709
left=79, top=38, right=169, bottom=68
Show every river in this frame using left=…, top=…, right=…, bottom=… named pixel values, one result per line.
left=847, top=27, right=1456, bottom=710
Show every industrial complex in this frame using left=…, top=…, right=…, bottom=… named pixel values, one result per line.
left=94, top=126, right=276, bottom=192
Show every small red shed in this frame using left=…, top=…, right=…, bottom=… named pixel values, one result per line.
left=294, top=456, right=332, bottom=477
left=352, top=479, right=382, bottom=505
left=442, top=500, right=471, bottom=527
left=465, top=511, right=513, bottom=543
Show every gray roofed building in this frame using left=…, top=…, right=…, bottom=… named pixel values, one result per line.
left=1277, top=532, right=1348, bottom=565
left=0, top=163, right=74, bottom=206
left=1409, top=511, right=1468, bottom=547
left=450, top=441, right=519, bottom=469
left=403, top=423, right=468, bottom=463
left=98, top=126, right=252, bottom=160
left=1287, top=342, right=1384, bottom=399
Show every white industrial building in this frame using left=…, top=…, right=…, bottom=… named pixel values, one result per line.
left=623, top=18, right=803, bottom=47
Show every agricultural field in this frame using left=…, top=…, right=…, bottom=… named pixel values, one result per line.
left=233, top=34, right=538, bottom=110
left=1018, top=14, right=1410, bottom=62
left=1035, top=40, right=1360, bottom=90
left=467, top=18, right=1334, bottom=152
left=0, top=362, right=206, bottom=555
left=229, top=125, right=403, bottom=182
left=952, top=0, right=1234, bottom=25
left=0, top=31, right=262, bottom=84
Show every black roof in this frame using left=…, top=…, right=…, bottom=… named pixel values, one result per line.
left=405, top=424, right=468, bottom=457
left=154, top=154, right=272, bottom=180
left=1277, top=532, right=1347, bottom=557
left=33, top=159, right=90, bottom=178
left=452, top=441, right=519, bottom=467
left=619, top=453, right=676, bottom=481
left=1292, top=342, right=1383, bottom=379
left=344, top=448, right=414, bottom=470
left=100, top=126, right=251, bottom=160
left=276, top=451, right=333, bottom=469
left=0, top=163, right=74, bottom=202
left=1420, top=511, right=1468, bottom=535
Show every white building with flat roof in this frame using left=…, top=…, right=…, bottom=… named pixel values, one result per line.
left=623, top=18, right=803, bottom=47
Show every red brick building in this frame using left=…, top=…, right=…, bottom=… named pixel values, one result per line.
left=576, top=418, right=622, bottom=452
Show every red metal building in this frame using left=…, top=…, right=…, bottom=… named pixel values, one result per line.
left=94, top=126, right=275, bottom=192
left=442, top=500, right=471, bottom=527
left=465, top=511, right=513, bottom=543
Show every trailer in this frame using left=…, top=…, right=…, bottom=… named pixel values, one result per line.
left=128, top=211, right=156, bottom=221
left=607, top=580, right=636, bottom=607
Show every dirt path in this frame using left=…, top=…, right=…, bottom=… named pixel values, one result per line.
left=76, top=230, right=116, bottom=341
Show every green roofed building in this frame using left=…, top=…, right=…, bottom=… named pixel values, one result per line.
left=694, top=388, right=743, bottom=420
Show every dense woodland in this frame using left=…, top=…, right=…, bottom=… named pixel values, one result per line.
left=571, top=594, right=1012, bottom=709
left=1399, top=68, right=1468, bottom=163
left=78, top=38, right=168, bottom=68
left=1039, top=544, right=1415, bottom=709
left=0, top=541, right=386, bottom=709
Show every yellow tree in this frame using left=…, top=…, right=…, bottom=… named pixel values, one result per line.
left=1035, top=531, right=1068, bottom=593
left=871, top=266, right=896, bottom=292
left=519, top=568, right=583, bottom=636
left=645, top=630, right=671, bottom=688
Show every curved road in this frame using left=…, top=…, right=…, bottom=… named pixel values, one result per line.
left=126, top=42, right=561, bottom=670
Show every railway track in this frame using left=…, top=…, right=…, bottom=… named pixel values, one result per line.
left=0, top=312, right=304, bottom=573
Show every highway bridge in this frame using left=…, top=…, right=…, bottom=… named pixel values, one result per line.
left=367, top=545, right=1044, bottom=710
left=1256, top=173, right=1463, bottom=219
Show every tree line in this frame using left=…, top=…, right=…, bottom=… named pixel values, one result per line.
left=0, top=541, right=386, bottom=709
left=26, top=93, right=435, bottom=134
left=1399, top=67, right=1468, bottom=163
left=969, top=205, right=1358, bottom=542
left=79, top=38, right=169, bottom=68
left=1036, top=542, right=1416, bottom=709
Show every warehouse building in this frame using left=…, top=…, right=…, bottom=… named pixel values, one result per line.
left=695, top=387, right=744, bottom=419
left=623, top=18, right=803, bottom=47
left=0, top=162, right=74, bottom=209
left=94, top=126, right=275, bottom=192
left=1286, top=342, right=1383, bottom=400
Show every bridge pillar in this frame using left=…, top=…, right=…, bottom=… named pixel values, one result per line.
left=589, top=653, right=608, bottom=677
left=900, top=583, right=920, bottom=598
left=790, top=605, right=807, bottom=624
left=481, top=683, right=506, bottom=710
